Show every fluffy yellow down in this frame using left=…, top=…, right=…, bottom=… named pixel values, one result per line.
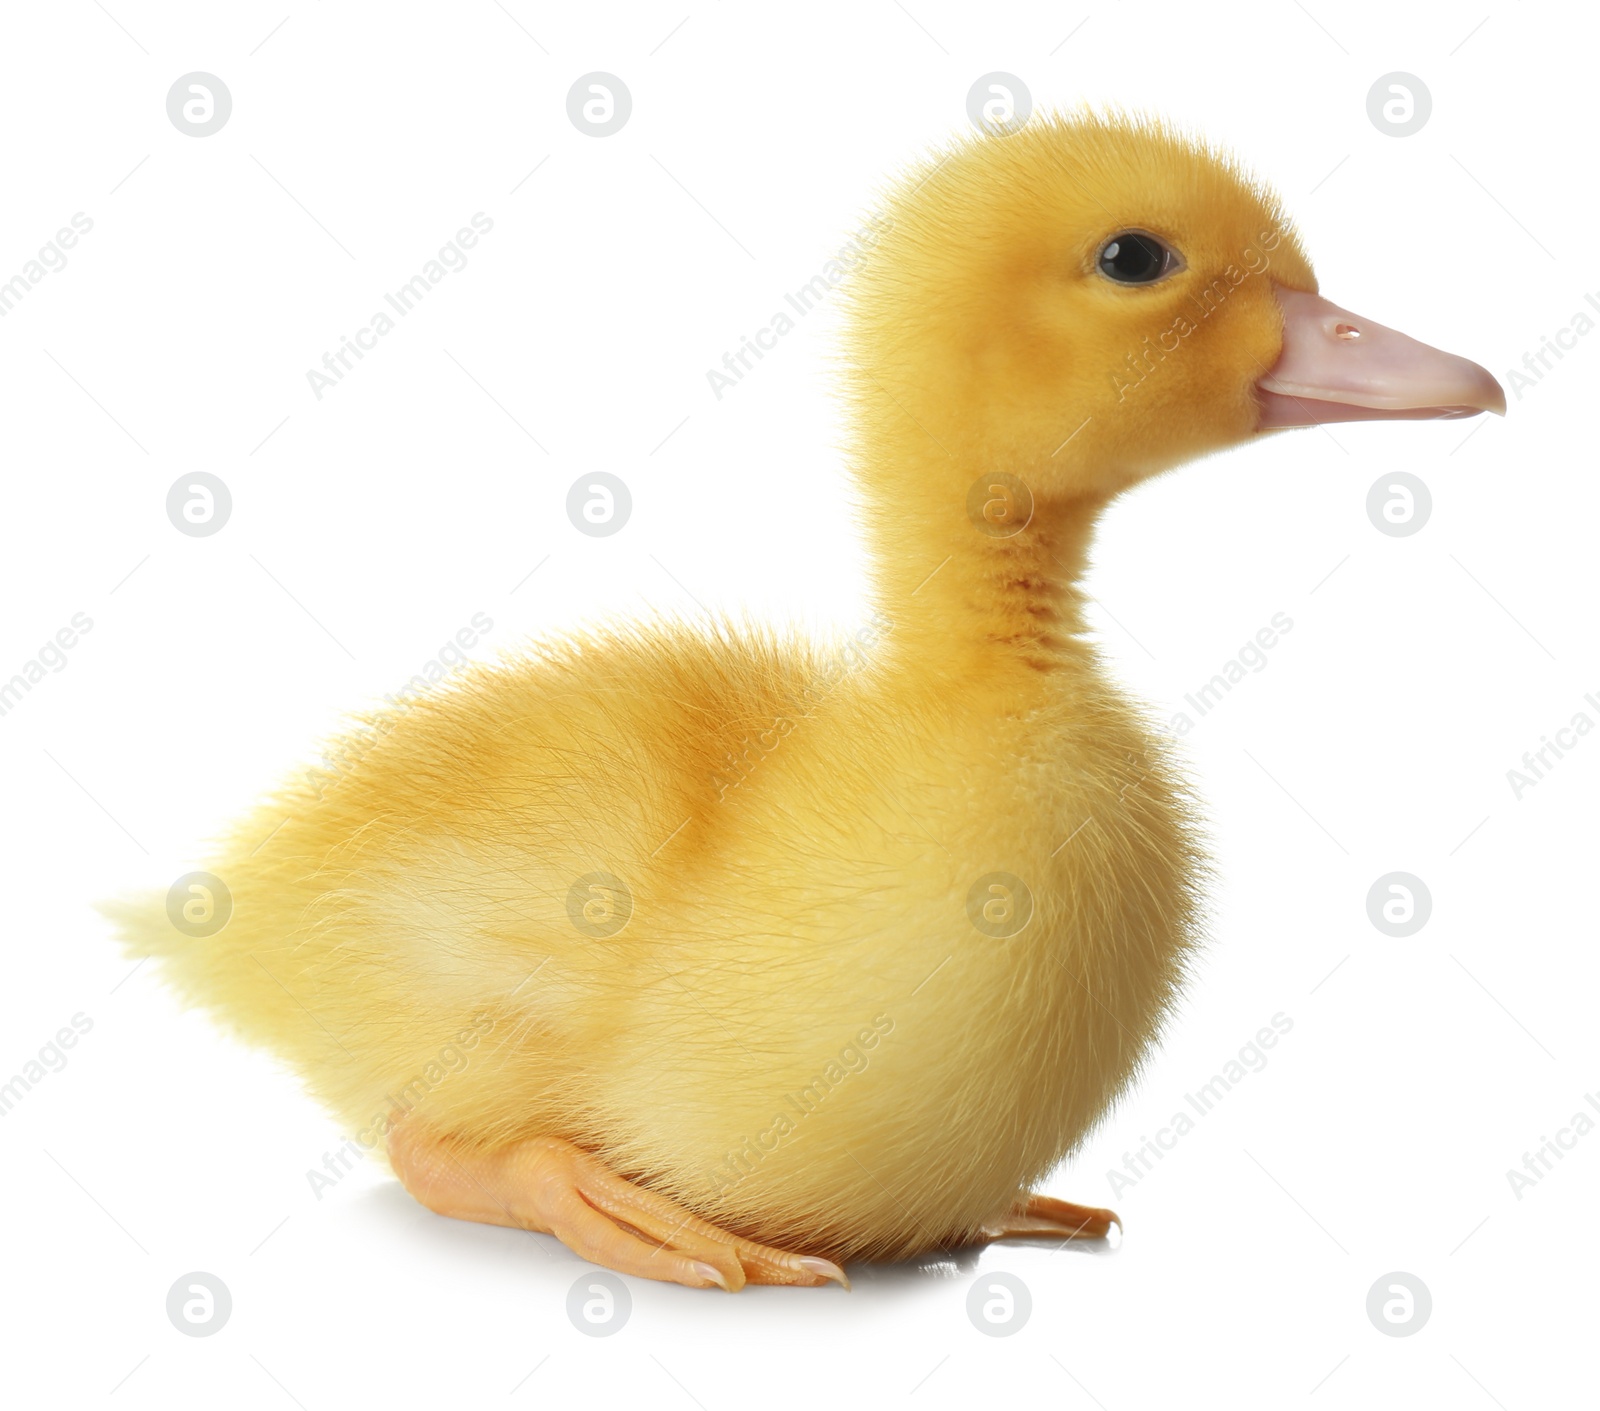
left=108, top=112, right=1317, bottom=1261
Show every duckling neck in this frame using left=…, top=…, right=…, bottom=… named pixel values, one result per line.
left=864, top=444, right=1107, bottom=687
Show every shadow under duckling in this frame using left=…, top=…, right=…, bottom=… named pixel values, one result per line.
left=107, top=112, right=1503, bottom=1291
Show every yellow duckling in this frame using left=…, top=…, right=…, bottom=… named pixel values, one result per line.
left=109, top=113, right=1503, bottom=1291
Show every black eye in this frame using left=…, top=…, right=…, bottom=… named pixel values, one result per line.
left=1097, top=232, right=1176, bottom=284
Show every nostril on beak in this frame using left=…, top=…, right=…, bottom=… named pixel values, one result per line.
left=1261, top=286, right=1506, bottom=422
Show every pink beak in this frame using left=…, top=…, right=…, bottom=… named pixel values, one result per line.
left=1256, top=286, right=1506, bottom=428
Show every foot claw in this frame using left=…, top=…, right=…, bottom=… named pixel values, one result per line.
left=980, top=1193, right=1122, bottom=1244
left=797, top=1256, right=851, bottom=1290
left=389, top=1126, right=847, bottom=1291
left=691, top=1260, right=732, bottom=1291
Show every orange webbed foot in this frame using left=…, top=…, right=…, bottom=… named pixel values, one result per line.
left=978, top=1193, right=1121, bottom=1243
left=388, top=1127, right=848, bottom=1291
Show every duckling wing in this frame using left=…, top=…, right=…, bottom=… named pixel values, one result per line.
left=102, top=623, right=831, bottom=1140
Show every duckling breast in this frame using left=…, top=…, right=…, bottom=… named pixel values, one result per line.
left=594, top=681, right=1204, bottom=1260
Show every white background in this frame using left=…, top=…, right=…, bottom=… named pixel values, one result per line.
left=2, top=2, right=1594, bottom=1407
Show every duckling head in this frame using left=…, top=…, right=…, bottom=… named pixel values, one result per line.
left=846, top=112, right=1504, bottom=509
